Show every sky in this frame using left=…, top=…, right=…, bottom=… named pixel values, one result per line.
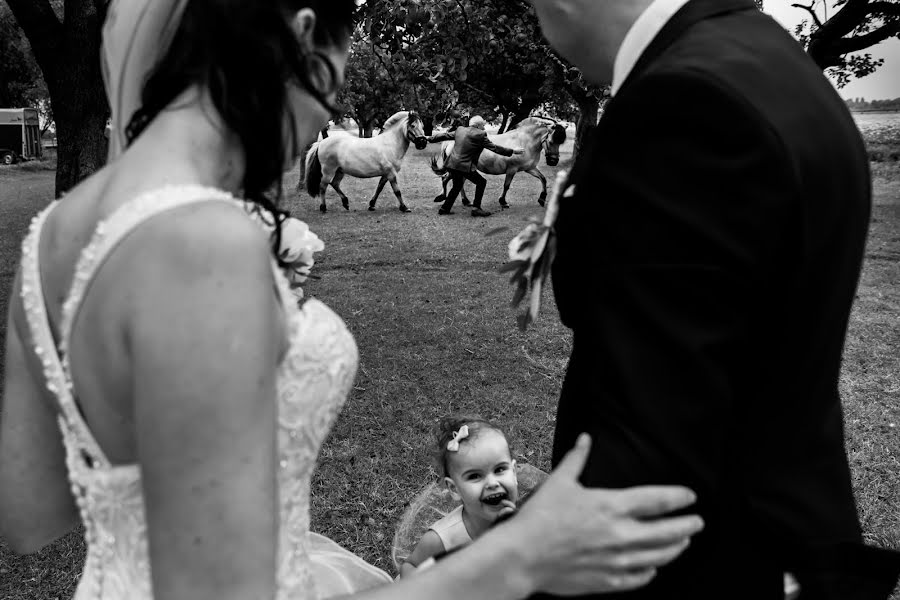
left=764, top=1, right=900, bottom=100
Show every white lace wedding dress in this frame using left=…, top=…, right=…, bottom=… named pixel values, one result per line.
left=18, top=185, right=393, bottom=599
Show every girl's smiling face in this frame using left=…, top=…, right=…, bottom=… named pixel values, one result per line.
left=445, top=429, right=519, bottom=526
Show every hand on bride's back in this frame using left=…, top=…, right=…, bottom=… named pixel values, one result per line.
left=514, top=434, right=704, bottom=595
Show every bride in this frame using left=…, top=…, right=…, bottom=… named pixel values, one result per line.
left=0, top=1, right=703, bottom=598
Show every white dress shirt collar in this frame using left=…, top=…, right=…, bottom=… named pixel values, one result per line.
left=611, top=0, right=692, bottom=95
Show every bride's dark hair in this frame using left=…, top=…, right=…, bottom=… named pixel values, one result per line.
left=125, top=0, right=355, bottom=261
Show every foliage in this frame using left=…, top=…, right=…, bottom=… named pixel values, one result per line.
left=846, top=96, right=900, bottom=110
left=0, top=3, right=50, bottom=118
left=338, top=33, right=403, bottom=137
left=787, top=0, right=900, bottom=83
left=358, top=0, right=595, bottom=130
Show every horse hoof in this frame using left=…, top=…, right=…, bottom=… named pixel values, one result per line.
left=319, top=205, right=327, bottom=213
left=433, top=194, right=445, bottom=203
left=462, top=199, right=472, bottom=207
left=399, top=206, right=412, bottom=213
left=368, top=206, right=376, bottom=211
left=538, top=199, right=546, bottom=208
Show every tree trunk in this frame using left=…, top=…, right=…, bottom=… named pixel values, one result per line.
left=498, top=112, right=510, bottom=134
left=7, top=0, right=110, bottom=197
left=54, top=100, right=107, bottom=195
left=363, top=122, right=374, bottom=138
left=422, top=114, right=434, bottom=136
left=573, top=97, right=600, bottom=164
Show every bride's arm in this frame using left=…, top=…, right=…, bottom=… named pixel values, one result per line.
left=339, top=435, right=705, bottom=599
left=129, top=204, right=284, bottom=600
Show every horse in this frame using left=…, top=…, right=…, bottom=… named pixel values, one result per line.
left=429, top=117, right=567, bottom=208
left=304, top=111, right=428, bottom=213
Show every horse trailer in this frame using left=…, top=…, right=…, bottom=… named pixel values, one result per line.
left=0, top=108, right=43, bottom=165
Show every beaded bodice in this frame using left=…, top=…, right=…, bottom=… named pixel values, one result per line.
left=19, top=186, right=358, bottom=600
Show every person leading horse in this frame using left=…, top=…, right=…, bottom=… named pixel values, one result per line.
left=426, top=116, right=524, bottom=217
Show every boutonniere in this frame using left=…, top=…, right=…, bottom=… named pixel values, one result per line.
left=277, top=217, right=324, bottom=300
left=500, top=170, right=574, bottom=331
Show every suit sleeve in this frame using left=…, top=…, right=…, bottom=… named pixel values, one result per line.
left=476, top=133, right=515, bottom=156
left=555, top=70, right=798, bottom=496
left=426, top=131, right=455, bottom=143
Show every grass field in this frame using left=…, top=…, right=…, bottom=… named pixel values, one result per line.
left=0, top=135, right=898, bottom=599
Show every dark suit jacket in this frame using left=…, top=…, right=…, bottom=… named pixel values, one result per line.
left=542, top=0, right=900, bottom=598
left=428, top=126, right=515, bottom=172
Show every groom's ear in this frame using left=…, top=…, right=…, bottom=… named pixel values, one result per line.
left=443, top=477, right=461, bottom=501
left=290, top=8, right=317, bottom=52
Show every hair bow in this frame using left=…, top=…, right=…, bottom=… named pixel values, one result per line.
left=446, top=425, right=470, bottom=452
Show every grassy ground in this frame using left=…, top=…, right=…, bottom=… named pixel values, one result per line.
left=0, top=136, right=898, bottom=598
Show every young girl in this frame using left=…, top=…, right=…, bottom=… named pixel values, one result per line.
left=400, top=417, right=520, bottom=577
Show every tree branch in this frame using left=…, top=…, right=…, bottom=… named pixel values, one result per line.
left=451, top=0, right=471, bottom=33
left=791, top=3, right=826, bottom=28
left=4, top=0, right=63, bottom=77
left=812, top=0, right=874, bottom=38
left=831, top=19, right=900, bottom=54
left=459, top=80, right=494, bottom=101
left=867, top=1, right=900, bottom=17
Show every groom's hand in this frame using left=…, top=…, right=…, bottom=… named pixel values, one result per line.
left=513, top=434, right=704, bottom=596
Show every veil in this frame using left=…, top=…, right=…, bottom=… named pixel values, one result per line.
left=101, top=0, right=190, bottom=161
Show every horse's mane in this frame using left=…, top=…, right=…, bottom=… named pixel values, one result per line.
left=511, top=117, right=548, bottom=132
left=380, top=111, right=409, bottom=132
left=512, top=117, right=567, bottom=143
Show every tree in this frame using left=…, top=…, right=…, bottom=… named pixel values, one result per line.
left=359, top=0, right=608, bottom=161
left=789, top=0, right=900, bottom=85
left=4, top=0, right=108, bottom=196
left=0, top=4, right=45, bottom=107
left=338, top=33, right=402, bottom=138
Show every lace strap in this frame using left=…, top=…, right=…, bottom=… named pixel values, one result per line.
left=19, top=202, right=111, bottom=468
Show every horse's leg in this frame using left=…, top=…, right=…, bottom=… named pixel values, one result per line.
left=498, top=171, right=516, bottom=209
left=387, top=174, right=411, bottom=213
left=318, top=177, right=331, bottom=213
left=330, top=170, right=351, bottom=210
left=434, top=173, right=450, bottom=203
left=368, top=176, right=389, bottom=211
left=524, top=167, right=548, bottom=207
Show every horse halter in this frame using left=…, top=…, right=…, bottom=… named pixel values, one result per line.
left=405, top=115, right=428, bottom=149
left=542, top=129, right=561, bottom=166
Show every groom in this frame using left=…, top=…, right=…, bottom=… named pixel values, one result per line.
left=527, top=0, right=900, bottom=598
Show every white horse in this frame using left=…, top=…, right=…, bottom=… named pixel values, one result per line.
left=430, top=118, right=567, bottom=208
left=304, top=111, right=428, bottom=213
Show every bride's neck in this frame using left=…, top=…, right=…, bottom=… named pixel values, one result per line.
left=131, top=86, right=246, bottom=195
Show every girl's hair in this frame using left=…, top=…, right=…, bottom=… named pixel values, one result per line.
left=125, top=0, right=355, bottom=263
left=433, top=416, right=509, bottom=479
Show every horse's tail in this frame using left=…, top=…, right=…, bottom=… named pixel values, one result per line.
left=430, top=143, right=449, bottom=176
left=305, top=142, right=322, bottom=198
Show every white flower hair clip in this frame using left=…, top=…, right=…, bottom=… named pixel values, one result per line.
left=446, top=425, right=470, bottom=452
